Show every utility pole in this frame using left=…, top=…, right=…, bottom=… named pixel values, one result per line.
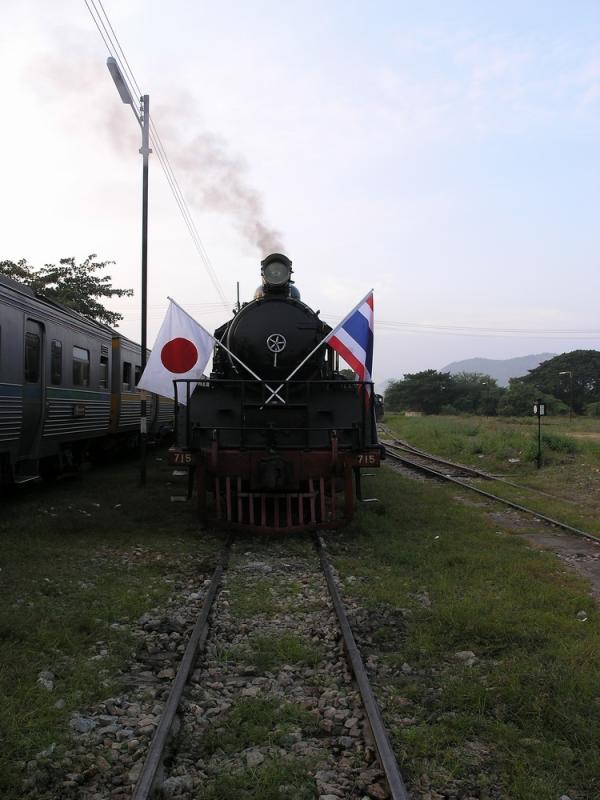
left=559, top=370, right=573, bottom=422
left=533, top=399, right=545, bottom=468
left=140, top=95, right=150, bottom=485
left=107, top=57, right=151, bottom=486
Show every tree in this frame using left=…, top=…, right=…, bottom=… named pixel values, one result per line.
left=498, top=378, right=567, bottom=417
left=451, top=372, right=503, bottom=416
left=0, top=255, right=133, bottom=327
left=520, top=350, right=600, bottom=413
left=385, top=370, right=454, bottom=414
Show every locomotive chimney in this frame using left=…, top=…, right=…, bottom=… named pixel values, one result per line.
left=260, top=253, right=293, bottom=295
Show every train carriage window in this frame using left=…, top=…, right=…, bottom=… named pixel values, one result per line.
left=51, top=340, right=63, bottom=384
left=25, top=332, right=40, bottom=382
left=99, top=345, right=109, bottom=389
left=122, top=361, right=132, bottom=390
left=134, top=365, right=142, bottom=387
left=73, top=346, right=90, bottom=387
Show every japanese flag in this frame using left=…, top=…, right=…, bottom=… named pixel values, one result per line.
left=137, top=299, right=214, bottom=404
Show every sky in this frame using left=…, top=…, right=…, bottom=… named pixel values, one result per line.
left=1, top=0, right=599, bottom=388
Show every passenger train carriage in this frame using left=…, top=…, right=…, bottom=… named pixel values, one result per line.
left=0, top=274, right=172, bottom=485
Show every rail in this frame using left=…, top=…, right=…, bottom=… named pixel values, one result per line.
left=130, top=533, right=412, bottom=799
left=384, top=443, right=600, bottom=546
left=385, top=436, right=581, bottom=501
left=131, top=539, right=232, bottom=800
left=315, top=534, right=411, bottom=800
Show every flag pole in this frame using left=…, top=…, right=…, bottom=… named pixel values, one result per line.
left=261, top=288, right=374, bottom=408
left=167, top=297, right=286, bottom=403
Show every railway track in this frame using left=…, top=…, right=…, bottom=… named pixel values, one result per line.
left=383, top=439, right=600, bottom=546
left=131, top=535, right=410, bottom=800
left=383, top=436, right=582, bottom=502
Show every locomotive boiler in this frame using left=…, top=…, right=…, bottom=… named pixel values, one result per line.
left=169, top=253, right=382, bottom=532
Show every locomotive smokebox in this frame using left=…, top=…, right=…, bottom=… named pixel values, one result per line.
left=223, top=254, right=327, bottom=381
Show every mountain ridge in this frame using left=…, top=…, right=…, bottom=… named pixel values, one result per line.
left=441, top=353, right=556, bottom=387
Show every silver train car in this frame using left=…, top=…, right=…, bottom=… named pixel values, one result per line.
left=0, top=274, right=173, bottom=485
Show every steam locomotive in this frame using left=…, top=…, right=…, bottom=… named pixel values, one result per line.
left=169, top=253, right=382, bottom=532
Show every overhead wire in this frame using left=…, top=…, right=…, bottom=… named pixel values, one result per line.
left=80, top=1, right=600, bottom=344
left=317, top=310, right=600, bottom=340
left=87, top=0, right=228, bottom=304
left=373, top=329, right=600, bottom=341
left=83, top=0, right=230, bottom=307
left=111, top=301, right=600, bottom=336
left=95, top=2, right=227, bottom=306
left=373, top=323, right=600, bottom=339
left=375, top=321, right=600, bottom=335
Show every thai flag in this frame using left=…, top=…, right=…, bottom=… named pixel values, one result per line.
left=326, top=290, right=374, bottom=393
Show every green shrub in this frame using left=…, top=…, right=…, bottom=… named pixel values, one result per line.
left=463, top=424, right=480, bottom=436
left=542, top=432, right=580, bottom=453
left=524, top=432, right=580, bottom=463
left=439, top=404, right=459, bottom=415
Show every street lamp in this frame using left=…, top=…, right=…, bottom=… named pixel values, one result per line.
left=106, top=57, right=151, bottom=486
left=558, top=370, right=573, bottom=422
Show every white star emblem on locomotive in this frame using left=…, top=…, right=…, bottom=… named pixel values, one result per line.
left=266, top=333, right=287, bottom=366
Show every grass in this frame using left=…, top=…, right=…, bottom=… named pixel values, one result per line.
left=225, top=575, right=323, bottom=619
left=384, top=412, right=600, bottom=470
left=196, top=755, right=315, bottom=800
left=384, top=412, right=600, bottom=532
left=0, top=452, right=222, bottom=799
left=175, top=696, right=318, bottom=799
left=4, top=422, right=600, bottom=798
left=329, top=466, right=600, bottom=799
left=225, top=576, right=290, bottom=618
left=221, top=632, right=322, bottom=672
left=197, top=696, right=317, bottom=756
left=225, top=537, right=319, bottom=619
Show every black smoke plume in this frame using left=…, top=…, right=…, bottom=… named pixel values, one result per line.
left=33, top=45, right=284, bottom=255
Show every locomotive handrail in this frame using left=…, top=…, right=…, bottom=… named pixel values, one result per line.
left=172, top=377, right=375, bottom=403
left=185, top=428, right=377, bottom=452
left=173, top=378, right=375, bottom=386
left=172, top=377, right=377, bottom=453
left=188, top=425, right=375, bottom=433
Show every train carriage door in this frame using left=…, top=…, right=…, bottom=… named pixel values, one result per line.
left=19, top=319, right=44, bottom=457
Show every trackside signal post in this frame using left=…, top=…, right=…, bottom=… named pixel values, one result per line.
left=533, top=399, right=545, bottom=469
left=106, top=57, right=151, bottom=485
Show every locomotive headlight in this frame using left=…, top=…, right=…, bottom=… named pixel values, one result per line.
left=263, top=260, right=291, bottom=286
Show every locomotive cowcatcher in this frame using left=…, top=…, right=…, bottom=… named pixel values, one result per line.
left=169, top=254, right=382, bottom=532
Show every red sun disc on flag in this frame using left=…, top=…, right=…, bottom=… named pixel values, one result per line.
left=160, top=338, right=199, bottom=373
